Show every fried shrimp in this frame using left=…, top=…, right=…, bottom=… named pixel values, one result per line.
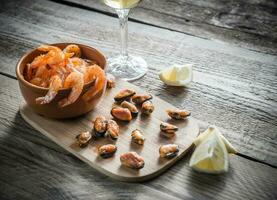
left=82, top=65, right=106, bottom=102
left=67, top=57, right=87, bottom=74
left=59, top=71, right=84, bottom=107
left=35, top=75, right=63, bottom=104
left=25, top=44, right=103, bottom=106
left=31, top=45, right=65, bottom=69
left=83, top=64, right=98, bottom=84
left=30, top=77, right=43, bottom=86
left=63, top=44, right=81, bottom=58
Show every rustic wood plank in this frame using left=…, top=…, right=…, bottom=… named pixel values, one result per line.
left=0, top=0, right=276, bottom=166
left=0, top=75, right=181, bottom=200
left=0, top=74, right=276, bottom=199
left=54, top=0, right=277, bottom=55
left=19, top=78, right=200, bottom=182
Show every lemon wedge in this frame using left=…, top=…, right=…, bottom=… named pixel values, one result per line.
left=194, top=126, right=237, bottom=154
left=159, top=64, right=193, bottom=86
left=189, top=130, right=228, bottom=174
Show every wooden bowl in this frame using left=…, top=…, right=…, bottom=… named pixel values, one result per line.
left=16, top=43, right=107, bottom=119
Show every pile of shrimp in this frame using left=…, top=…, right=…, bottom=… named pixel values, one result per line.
left=24, top=44, right=105, bottom=107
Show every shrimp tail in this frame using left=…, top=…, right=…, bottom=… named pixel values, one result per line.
left=35, top=75, right=62, bottom=104
left=59, top=72, right=84, bottom=107
left=36, top=90, right=58, bottom=105
left=82, top=77, right=99, bottom=102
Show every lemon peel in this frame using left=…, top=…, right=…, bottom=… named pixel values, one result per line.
left=189, top=126, right=237, bottom=174
left=159, top=64, right=193, bottom=86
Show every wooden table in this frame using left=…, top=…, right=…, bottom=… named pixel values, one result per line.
left=0, top=0, right=276, bottom=199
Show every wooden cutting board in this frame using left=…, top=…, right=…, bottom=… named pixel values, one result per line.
left=20, top=79, right=199, bottom=182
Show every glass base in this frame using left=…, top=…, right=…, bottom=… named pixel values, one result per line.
left=107, top=55, right=147, bottom=81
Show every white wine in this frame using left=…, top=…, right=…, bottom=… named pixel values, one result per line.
left=103, top=0, right=142, bottom=9
left=103, top=0, right=148, bottom=80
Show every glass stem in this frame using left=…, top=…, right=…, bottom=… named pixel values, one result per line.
left=116, top=9, right=130, bottom=59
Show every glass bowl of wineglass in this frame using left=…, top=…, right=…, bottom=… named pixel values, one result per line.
left=103, top=0, right=147, bottom=81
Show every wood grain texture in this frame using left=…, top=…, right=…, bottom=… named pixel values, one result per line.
left=19, top=79, right=199, bottom=182
left=55, top=0, right=277, bottom=55
left=0, top=74, right=277, bottom=199
left=0, top=0, right=276, bottom=166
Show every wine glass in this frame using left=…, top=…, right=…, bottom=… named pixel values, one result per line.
left=103, top=0, right=147, bottom=81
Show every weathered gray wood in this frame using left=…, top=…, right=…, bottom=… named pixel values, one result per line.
left=55, top=0, right=277, bottom=55
left=0, top=0, right=276, bottom=166
left=0, top=74, right=277, bottom=199
left=0, top=75, right=181, bottom=200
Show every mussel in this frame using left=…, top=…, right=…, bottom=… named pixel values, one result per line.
left=93, top=116, right=107, bottom=137
left=114, top=89, right=136, bottom=102
left=107, top=119, right=119, bottom=140
left=160, top=122, right=178, bottom=138
left=141, top=101, right=154, bottom=115
left=160, top=122, right=178, bottom=133
left=159, top=144, right=179, bottom=158
left=120, top=152, right=145, bottom=169
left=76, top=131, right=92, bottom=147
left=99, top=144, right=117, bottom=158
left=167, top=109, right=191, bottom=120
left=131, top=94, right=152, bottom=104
left=121, top=101, right=139, bottom=117
left=111, top=107, right=132, bottom=121
left=131, top=129, right=145, bottom=145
